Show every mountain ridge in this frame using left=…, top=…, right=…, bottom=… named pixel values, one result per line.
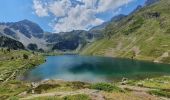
left=0, top=0, right=161, bottom=52
left=80, top=0, right=170, bottom=64
left=0, top=20, right=98, bottom=51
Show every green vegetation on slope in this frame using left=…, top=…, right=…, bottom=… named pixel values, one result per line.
left=0, top=80, right=30, bottom=99
left=126, top=76, right=170, bottom=98
left=149, top=89, right=170, bottom=98
left=0, top=48, right=45, bottom=99
left=0, top=48, right=45, bottom=82
left=81, top=0, right=170, bottom=63
left=91, top=82, right=122, bottom=92
left=29, top=94, right=91, bottom=100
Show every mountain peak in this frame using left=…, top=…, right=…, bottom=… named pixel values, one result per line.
left=145, top=0, right=160, bottom=6
left=20, top=19, right=32, bottom=22
left=19, top=19, right=37, bottom=25
left=8, top=19, right=44, bottom=38
left=110, top=14, right=127, bottom=22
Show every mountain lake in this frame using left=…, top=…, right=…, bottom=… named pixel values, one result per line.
left=22, top=55, right=170, bottom=82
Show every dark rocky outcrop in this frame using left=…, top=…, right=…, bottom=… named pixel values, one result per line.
left=0, top=36, right=25, bottom=50
left=52, top=39, right=79, bottom=51
left=3, top=28, right=16, bottom=38
left=27, top=43, right=38, bottom=51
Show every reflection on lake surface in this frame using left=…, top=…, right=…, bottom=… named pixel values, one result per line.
left=22, top=55, right=170, bottom=82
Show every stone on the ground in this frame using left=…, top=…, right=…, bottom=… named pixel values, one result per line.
left=120, top=77, right=128, bottom=85
left=122, top=77, right=128, bottom=82
left=137, top=82, right=143, bottom=87
left=0, top=77, right=4, bottom=81
left=18, top=91, right=27, bottom=96
left=31, top=90, right=35, bottom=94
left=120, top=81, right=127, bottom=85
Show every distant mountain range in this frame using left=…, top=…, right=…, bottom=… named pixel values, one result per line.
left=0, top=0, right=160, bottom=52
left=0, top=20, right=99, bottom=51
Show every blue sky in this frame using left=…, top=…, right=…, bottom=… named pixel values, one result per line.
left=0, top=0, right=146, bottom=32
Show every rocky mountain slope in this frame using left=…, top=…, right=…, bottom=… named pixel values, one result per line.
left=0, top=20, right=47, bottom=50
left=90, top=14, right=127, bottom=32
left=0, top=20, right=98, bottom=51
left=45, top=30, right=96, bottom=51
left=81, top=0, right=170, bottom=63
left=1, top=19, right=44, bottom=38
left=0, top=0, right=162, bottom=53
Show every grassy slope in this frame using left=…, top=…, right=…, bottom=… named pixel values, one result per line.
left=81, top=0, right=170, bottom=63
left=127, top=76, right=170, bottom=98
left=0, top=48, right=45, bottom=99
left=0, top=48, right=45, bottom=81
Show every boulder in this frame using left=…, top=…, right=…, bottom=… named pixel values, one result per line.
left=0, top=78, right=4, bottom=81
left=137, top=82, right=143, bottom=87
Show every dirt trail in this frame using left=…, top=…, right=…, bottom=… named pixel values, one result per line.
left=154, top=52, right=169, bottom=63
left=3, top=71, right=16, bottom=83
left=104, top=42, right=122, bottom=57
left=120, top=85, right=154, bottom=92
left=120, top=85, right=169, bottom=100
left=20, top=89, right=105, bottom=100
left=20, top=85, right=169, bottom=100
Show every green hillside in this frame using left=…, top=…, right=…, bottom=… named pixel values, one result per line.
left=81, top=0, right=170, bottom=63
left=0, top=49, right=44, bottom=82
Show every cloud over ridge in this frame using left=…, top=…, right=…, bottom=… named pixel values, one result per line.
left=33, top=0, right=133, bottom=33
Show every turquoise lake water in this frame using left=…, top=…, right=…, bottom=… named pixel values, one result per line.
left=23, top=55, right=170, bottom=82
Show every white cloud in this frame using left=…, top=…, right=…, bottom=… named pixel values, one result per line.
left=33, top=0, right=48, bottom=17
left=53, top=5, right=104, bottom=32
left=33, top=0, right=134, bottom=32
left=48, top=0, right=71, bottom=17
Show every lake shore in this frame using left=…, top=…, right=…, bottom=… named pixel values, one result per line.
left=0, top=50, right=170, bottom=100
left=1, top=76, right=170, bottom=100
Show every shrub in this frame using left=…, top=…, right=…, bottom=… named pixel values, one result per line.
left=166, top=29, right=170, bottom=34
left=8, top=96, right=19, bottom=100
left=63, top=94, right=91, bottom=100
left=67, top=81, right=90, bottom=89
left=91, top=82, right=122, bottom=92
left=7, top=48, right=11, bottom=52
left=148, top=90, right=170, bottom=98
left=161, top=57, right=170, bottom=63
left=123, top=16, right=144, bottom=35
left=34, top=84, right=60, bottom=94
left=23, top=54, right=29, bottom=59
left=27, top=43, right=38, bottom=51
left=11, top=57, right=14, bottom=60
left=27, top=96, right=61, bottom=100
